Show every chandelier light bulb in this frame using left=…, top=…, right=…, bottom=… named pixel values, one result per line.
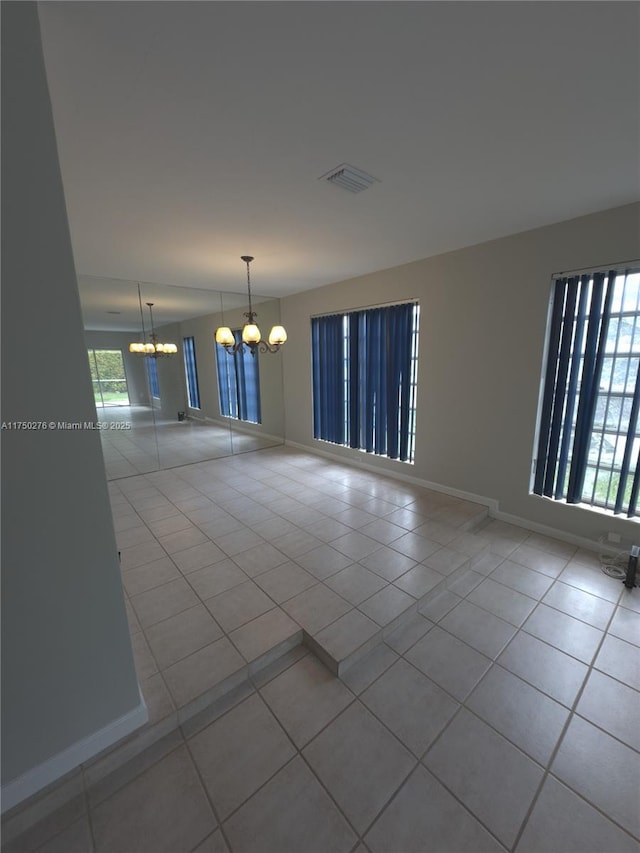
left=268, top=325, right=287, bottom=346
left=215, top=326, right=234, bottom=346
left=128, top=293, right=178, bottom=358
left=242, top=323, right=261, bottom=344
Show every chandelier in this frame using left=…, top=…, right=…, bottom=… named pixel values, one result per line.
left=215, top=256, right=287, bottom=356
left=129, top=289, right=177, bottom=356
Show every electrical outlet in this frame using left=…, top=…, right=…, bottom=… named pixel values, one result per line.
left=607, top=532, right=622, bottom=544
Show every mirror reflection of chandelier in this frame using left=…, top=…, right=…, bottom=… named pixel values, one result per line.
left=215, top=256, right=287, bottom=356
left=129, top=288, right=177, bottom=357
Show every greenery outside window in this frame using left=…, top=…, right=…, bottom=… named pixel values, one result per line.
left=88, top=349, right=129, bottom=407
left=533, top=266, right=640, bottom=517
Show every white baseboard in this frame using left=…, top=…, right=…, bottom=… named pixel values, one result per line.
left=202, top=415, right=284, bottom=447
left=284, top=440, right=608, bottom=554
left=1, top=695, right=148, bottom=813
left=489, top=506, right=608, bottom=554
left=284, top=439, right=498, bottom=511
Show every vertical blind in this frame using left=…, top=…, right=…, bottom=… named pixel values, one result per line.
left=215, top=332, right=261, bottom=423
left=183, top=336, right=201, bottom=409
left=312, top=302, right=417, bottom=462
left=533, top=269, right=640, bottom=517
left=146, top=357, right=160, bottom=399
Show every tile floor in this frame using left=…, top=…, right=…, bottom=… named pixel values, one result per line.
left=99, top=406, right=282, bottom=479
left=3, top=446, right=640, bottom=853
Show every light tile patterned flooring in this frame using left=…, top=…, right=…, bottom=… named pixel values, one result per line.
left=3, top=447, right=640, bottom=853
left=99, top=406, right=281, bottom=479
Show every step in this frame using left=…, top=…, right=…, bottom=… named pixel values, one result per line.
left=4, top=498, right=492, bottom=832
left=306, top=544, right=492, bottom=676
left=1, top=630, right=304, bottom=842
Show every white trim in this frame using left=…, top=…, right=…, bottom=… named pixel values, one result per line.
left=552, top=260, right=640, bottom=279
left=285, top=439, right=498, bottom=511
left=1, top=696, right=148, bottom=813
left=310, top=296, right=419, bottom=319
left=285, top=439, right=616, bottom=555
left=203, top=415, right=283, bottom=446
left=490, top=507, right=608, bottom=554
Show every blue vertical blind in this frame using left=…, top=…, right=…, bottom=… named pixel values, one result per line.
left=312, top=302, right=419, bottom=463
left=215, top=332, right=261, bottom=423
left=534, top=268, right=640, bottom=517
left=146, top=357, right=160, bottom=399
left=183, top=336, right=201, bottom=409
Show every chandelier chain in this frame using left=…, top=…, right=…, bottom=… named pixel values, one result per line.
left=214, top=255, right=287, bottom=355
left=245, top=257, right=254, bottom=320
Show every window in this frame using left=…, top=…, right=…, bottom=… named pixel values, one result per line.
left=146, top=357, right=160, bottom=399
left=533, top=267, right=640, bottom=517
left=312, top=302, right=419, bottom=463
left=183, top=336, right=201, bottom=409
left=215, top=332, right=261, bottom=423
left=87, top=349, right=130, bottom=407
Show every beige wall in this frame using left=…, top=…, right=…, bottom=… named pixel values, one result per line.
left=280, top=203, right=640, bottom=546
left=2, top=2, right=144, bottom=805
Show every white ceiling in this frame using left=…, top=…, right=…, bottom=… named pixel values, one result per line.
left=77, top=274, right=274, bottom=331
left=39, top=1, right=639, bottom=302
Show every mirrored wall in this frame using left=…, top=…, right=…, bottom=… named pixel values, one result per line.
left=80, top=275, right=285, bottom=479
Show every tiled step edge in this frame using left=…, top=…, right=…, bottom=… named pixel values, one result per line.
left=84, top=627, right=304, bottom=789
left=309, top=545, right=492, bottom=676
left=1, top=630, right=304, bottom=844
left=458, top=506, right=490, bottom=533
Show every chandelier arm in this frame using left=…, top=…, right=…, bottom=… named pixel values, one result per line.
left=256, top=341, right=282, bottom=354
left=223, top=339, right=283, bottom=356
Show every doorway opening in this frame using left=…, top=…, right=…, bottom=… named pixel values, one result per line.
left=88, top=349, right=130, bottom=407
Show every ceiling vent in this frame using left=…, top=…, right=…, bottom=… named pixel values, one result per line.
left=319, top=163, right=380, bottom=193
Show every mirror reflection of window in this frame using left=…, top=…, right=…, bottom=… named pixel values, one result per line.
left=183, top=336, right=201, bottom=409
left=215, top=333, right=262, bottom=424
left=79, top=275, right=284, bottom=476
left=88, top=349, right=130, bottom=408
left=146, top=357, right=160, bottom=400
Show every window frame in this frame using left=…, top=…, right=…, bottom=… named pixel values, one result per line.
left=533, top=265, right=640, bottom=518
left=311, top=300, right=420, bottom=464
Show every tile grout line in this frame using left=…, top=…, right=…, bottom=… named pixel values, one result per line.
left=412, top=703, right=512, bottom=851
left=251, top=642, right=492, bottom=849
left=290, top=651, right=506, bottom=848
left=351, top=571, right=639, bottom=849
left=411, top=571, right=640, bottom=751
left=119, top=476, right=628, bottom=693
left=181, top=728, right=238, bottom=853
left=188, top=680, right=361, bottom=850
left=507, top=580, right=632, bottom=852
left=11, top=449, right=635, bottom=850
